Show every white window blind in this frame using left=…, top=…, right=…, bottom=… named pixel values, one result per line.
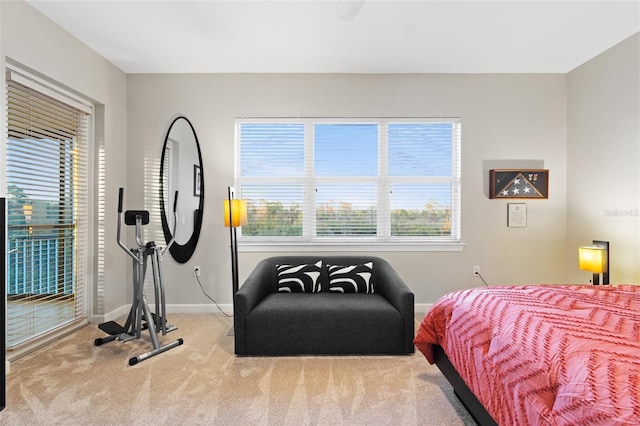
left=5, top=69, right=90, bottom=348
left=240, top=123, right=305, bottom=236
left=236, top=118, right=461, bottom=245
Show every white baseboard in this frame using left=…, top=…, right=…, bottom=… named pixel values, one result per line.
left=90, top=303, right=234, bottom=324
left=90, top=304, right=131, bottom=324
left=166, top=304, right=234, bottom=315
left=415, top=303, right=433, bottom=314
left=93, top=303, right=430, bottom=322
left=166, top=304, right=427, bottom=314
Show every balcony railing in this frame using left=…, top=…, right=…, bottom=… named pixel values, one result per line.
left=7, top=224, right=75, bottom=297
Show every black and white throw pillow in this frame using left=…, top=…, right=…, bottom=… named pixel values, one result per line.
left=327, top=262, right=374, bottom=293
left=276, top=261, right=323, bottom=293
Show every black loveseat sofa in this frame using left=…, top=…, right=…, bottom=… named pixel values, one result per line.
left=233, top=256, right=415, bottom=356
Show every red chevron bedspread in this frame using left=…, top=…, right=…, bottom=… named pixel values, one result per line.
left=414, top=285, right=640, bottom=425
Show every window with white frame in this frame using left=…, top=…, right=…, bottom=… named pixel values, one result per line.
left=236, top=118, right=461, bottom=245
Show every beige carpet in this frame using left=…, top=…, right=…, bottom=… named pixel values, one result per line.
left=2, top=313, right=477, bottom=425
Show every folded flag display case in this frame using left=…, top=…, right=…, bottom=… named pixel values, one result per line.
left=489, top=169, right=549, bottom=199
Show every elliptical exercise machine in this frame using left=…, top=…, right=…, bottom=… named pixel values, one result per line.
left=95, top=188, right=183, bottom=366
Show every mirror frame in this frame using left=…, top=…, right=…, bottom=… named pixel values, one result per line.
left=160, top=116, right=204, bottom=263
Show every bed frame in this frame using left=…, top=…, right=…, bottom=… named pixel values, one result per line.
left=433, top=345, right=497, bottom=426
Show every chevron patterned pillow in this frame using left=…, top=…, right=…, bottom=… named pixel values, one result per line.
left=276, top=261, right=323, bottom=293
left=327, top=262, right=374, bottom=293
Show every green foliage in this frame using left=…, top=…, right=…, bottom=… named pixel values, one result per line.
left=316, top=203, right=376, bottom=236
left=242, top=200, right=302, bottom=236
left=242, top=198, right=451, bottom=237
left=391, top=200, right=451, bottom=236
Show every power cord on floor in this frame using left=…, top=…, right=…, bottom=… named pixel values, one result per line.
left=475, top=272, right=490, bottom=286
left=195, top=274, right=233, bottom=317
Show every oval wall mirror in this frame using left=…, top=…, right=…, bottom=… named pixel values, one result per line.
left=160, top=116, right=204, bottom=263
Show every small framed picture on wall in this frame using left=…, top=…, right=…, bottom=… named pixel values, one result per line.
left=507, top=203, right=527, bottom=227
left=193, top=165, right=201, bottom=197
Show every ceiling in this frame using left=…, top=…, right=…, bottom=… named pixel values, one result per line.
left=27, top=0, right=640, bottom=74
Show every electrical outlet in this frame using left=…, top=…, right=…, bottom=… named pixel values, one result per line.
left=473, top=266, right=481, bottom=276
left=193, top=266, right=201, bottom=277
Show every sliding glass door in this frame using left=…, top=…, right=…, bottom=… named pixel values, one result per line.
left=5, top=70, right=90, bottom=349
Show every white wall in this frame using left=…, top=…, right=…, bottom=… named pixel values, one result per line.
left=10, top=0, right=635, bottom=315
left=567, top=33, right=640, bottom=284
left=0, top=1, right=129, bottom=316
left=128, top=73, right=568, bottom=305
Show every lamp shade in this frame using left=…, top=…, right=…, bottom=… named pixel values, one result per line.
left=224, top=199, right=247, bottom=227
left=579, top=246, right=606, bottom=273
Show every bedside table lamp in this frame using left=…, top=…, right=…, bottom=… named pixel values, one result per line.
left=224, top=187, right=247, bottom=295
left=579, top=240, right=609, bottom=285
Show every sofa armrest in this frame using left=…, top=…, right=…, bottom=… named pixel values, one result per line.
left=233, top=258, right=275, bottom=355
left=374, top=258, right=415, bottom=353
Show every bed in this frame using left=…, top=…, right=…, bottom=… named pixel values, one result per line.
left=414, top=285, right=640, bottom=425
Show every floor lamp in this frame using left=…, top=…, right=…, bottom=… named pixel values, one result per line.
left=224, top=186, right=247, bottom=310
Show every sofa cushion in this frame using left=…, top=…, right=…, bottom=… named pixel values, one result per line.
left=276, top=260, right=323, bottom=293
left=244, top=293, right=404, bottom=355
left=326, top=262, right=374, bottom=293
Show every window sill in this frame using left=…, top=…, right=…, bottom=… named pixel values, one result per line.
left=237, top=241, right=465, bottom=252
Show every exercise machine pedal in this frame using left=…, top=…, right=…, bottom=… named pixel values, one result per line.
left=144, top=312, right=178, bottom=333
left=98, top=320, right=126, bottom=336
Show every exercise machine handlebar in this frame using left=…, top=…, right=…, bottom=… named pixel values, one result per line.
left=118, top=187, right=124, bottom=213
left=116, top=188, right=179, bottom=259
left=117, top=188, right=137, bottom=261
